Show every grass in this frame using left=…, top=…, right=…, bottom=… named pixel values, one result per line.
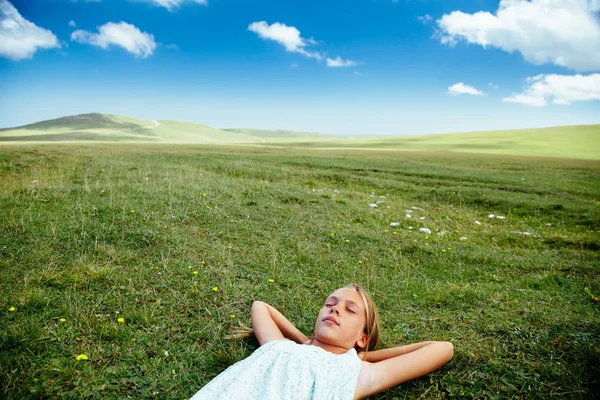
left=2, top=114, right=599, bottom=160
left=255, top=125, right=600, bottom=160
left=0, top=144, right=599, bottom=399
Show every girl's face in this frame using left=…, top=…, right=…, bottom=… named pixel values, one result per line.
left=314, top=287, right=368, bottom=350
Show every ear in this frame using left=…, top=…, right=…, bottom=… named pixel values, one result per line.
left=356, top=333, right=368, bottom=349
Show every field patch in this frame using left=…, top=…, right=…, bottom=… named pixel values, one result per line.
left=0, top=145, right=599, bottom=399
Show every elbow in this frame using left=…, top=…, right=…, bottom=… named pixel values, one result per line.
left=440, top=341, right=454, bottom=362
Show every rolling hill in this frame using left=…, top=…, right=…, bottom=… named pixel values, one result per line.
left=0, top=113, right=332, bottom=144
left=1, top=113, right=598, bottom=160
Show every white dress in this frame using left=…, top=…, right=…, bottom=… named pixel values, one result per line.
left=190, top=339, right=362, bottom=400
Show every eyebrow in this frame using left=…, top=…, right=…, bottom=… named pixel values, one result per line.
left=326, top=296, right=360, bottom=309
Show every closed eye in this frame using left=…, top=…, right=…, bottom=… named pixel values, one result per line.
left=347, top=308, right=355, bottom=313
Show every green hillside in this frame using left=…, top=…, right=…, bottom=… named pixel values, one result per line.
left=1, top=113, right=598, bottom=160
left=223, top=128, right=331, bottom=140
left=263, top=125, right=600, bottom=160
left=0, top=113, right=262, bottom=144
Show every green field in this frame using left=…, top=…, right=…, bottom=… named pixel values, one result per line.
left=1, top=144, right=599, bottom=399
left=2, top=114, right=599, bottom=160
left=0, top=113, right=333, bottom=144
left=259, top=125, right=600, bottom=160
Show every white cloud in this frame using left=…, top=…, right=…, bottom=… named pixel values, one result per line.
left=71, top=21, right=156, bottom=58
left=68, top=20, right=76, bottom=28
left=140, top=0, right=207, bottom=12
left=417, top=14, right=433, bottom=24
left=326, top=56, right=357, bottom=67
left=503, top=73, right=600, bottom=106
left=248, top=21, right=321, bottom=60
left=448, top=82, right=484, bottom=96
left=0, top=1, right=60, bottom=60
left=165, top=43, right=179, bottom=50
left=488, top=82, right=499, bottom=89
left=437, top=0, right=600, bottom=72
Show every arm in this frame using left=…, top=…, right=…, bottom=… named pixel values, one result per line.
left=358, top=341, right=435, bottom=362
left=354, top=341, right=454, bottom=399
left=251, top=301, right=309, bottom=346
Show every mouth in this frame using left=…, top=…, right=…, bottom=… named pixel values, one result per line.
left=323, top=316, right=339, bottom=326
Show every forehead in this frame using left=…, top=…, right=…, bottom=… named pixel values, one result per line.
left=327, top=288, right=364, bottom=308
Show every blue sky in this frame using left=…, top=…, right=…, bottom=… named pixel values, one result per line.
left=1, top=0, right=599, bottom=135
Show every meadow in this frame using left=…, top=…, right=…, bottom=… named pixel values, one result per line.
left=0, top=144, right=598, bottom=399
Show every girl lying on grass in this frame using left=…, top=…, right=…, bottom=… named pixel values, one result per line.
left=191, top=284, right=454, bottom=399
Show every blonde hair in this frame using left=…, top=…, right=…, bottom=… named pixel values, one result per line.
left=228, top=284, right=381, bottom=354
left=345, top=283, right=381, bottom=354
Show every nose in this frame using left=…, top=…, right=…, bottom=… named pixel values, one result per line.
left=330, top=306, right=340, bottom=315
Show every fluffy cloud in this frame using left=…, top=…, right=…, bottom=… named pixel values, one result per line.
left=248, top=21, right=321, bottom=60
left=68, top=20, right=76, bottom=28
left=503, top=73, right=600, bottom=106
left=140, top=0, right=207, bottom=12
left=437, top=0, right=600, bottom=72
left=71, top=21, right=156, bottom=58
left=448, top=82, right=484, bottom=96
left=0, top=1, right=60, bottom=60
left=326, top=56, right=357, bottom=67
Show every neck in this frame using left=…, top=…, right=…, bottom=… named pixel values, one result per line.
left=310, top=338, right=350, bottom=354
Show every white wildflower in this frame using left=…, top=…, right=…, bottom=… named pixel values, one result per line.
left=406, top=214, right=411, bottom=218
left=475, top=221, right=481, bottom=225
left=459, top=236, right=467, bottom=241
left=419, top=217, right=425, bottom=220
left=412, top=206, right=424, bottom=211
left=488, top=214, right=495, bottom=219
left=368, top=204, right=378, bottom=208
left=419, top=228, right=431, bottom=235
left=408, top=226, right=413, bottom=230
left=390, top=222, right=400, bottom=227
left=496, top=216, right=506, bottom=220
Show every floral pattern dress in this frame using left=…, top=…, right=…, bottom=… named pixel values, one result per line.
left=190, top=339, right=362, bottom=400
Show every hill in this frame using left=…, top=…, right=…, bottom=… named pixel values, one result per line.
left=262, top=124, right=600, bottom=160
left=0, top=113, right=334, bottom=144
left=223, top=128, right=331, bottom=140
left=1, top=113, right=598, bottom=160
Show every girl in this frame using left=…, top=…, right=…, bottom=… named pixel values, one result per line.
left=191, top=284, right=454, bottom=399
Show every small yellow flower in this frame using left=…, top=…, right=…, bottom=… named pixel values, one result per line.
left=384, top=230, right=388, bottom=233
left=230, top=314, right=236, bottom=319
left=268, top=279, right=274, bottom=283
left=59, top=318, right=66, bottom=322
left=357, top=260, right=362, bottom=264
left=76, top=354, right=88, bottom=360
left=206, top=206, right=210, bottom=209
left=203, top=193, right=207, bottom=197
left=8, top=306, right=15, bottom=312
left=117, top=317, right=125, bottom=323
left=188, top=265, right=192, bottom=269
left=164, top=225, right=168, bottom=229
left=442, top=249, right=446, bottom=253
left=193, top=271, right=199, bottom=275
left=130, top=210, right=135, bottom=213
left=212, top=286, right=219, bottom=292
left=393, top=232, right=398, bottom=235
left=345, top=239, right=350, bottom=243
left=330, top=233, right=334, bottom=237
